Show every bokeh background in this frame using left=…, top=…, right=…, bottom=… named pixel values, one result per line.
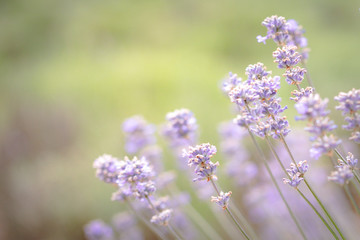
left=1, top=0, right=359, bottom=239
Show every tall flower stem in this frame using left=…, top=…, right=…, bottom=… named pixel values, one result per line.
left=344, top=184, right=360, bottom=214
left=124, top=198, right=167, bottom=240
left=246, top=127, right=307, bottom=240
left=301, top=60, right=315, bottom=90
left=334, top=148, right=360, bottom=185
left=297, top=189, right=339, bottom=240
left=209, top=179, right=250, bottom=240
left=279, top=135, right=345, bottom=239
left=145, top=196, right=184, bottom=240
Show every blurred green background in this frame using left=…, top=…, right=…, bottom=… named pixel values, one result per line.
left=0, top=0, right=359, bottom=239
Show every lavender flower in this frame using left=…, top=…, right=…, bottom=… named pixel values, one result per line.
left=286, top=160, right=309, bottom=176
left=222, top=72, right=242, bottom=94
left=211, top=191, right=232, bottom=209
left=338, top=152, right=358, bottom=169
left=245, top=62, right=271, bottom=82
left=111, top=187, right=132, bottom=202
left=228, top=84, right=258, bottom=106
left=233, top=110, right=259, bottom=127
left=93, top=154, right=122, bottom=184
left=254, top=76, right=281, bottom=100
left=163, top=108, right=198, bottom=146
left=328, top=165, right=354, bottom=185
left=183, top=143, right=217, bottom=167
left=295, top=93, right=330, bottom=120
left=309, top=135, right=341, bottom=160
left=119, top=156, right=154, bottom=184
left=183, top=143, right=219, bottom=182
left=290, top=87, right=314, bottom=102
left=304, top=117, right=337, bottom=138
left=84, top=220, right=114, bottom=240
left=259, top=98, right=288, bottom=117
left=334, top=88, right=360, bottom=143
left=250, top=120, right=271, bottom=138
left=269, top=116, right=291, bottom=139
left=257, top=15, right=289, bottom=45
left=283, top=172, right=304, bottom=188
left=287, top=19, right=308, bottom=48
left=150, top=209, right=173, bottom=226
left=283, top=66, right=306, bottom=85
left=273, top=46, right=301, bottom=69
left=122, top=116, right=156, bottom=154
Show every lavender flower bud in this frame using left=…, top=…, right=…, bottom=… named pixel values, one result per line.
left=84, top=219, right=114, bottom=240
left=211, top=191, right=232, bottom=209
left=193, top=161, right=219, bottom=182
left=111, top=188, right=132, bottom=202
left=254, top=76, right=281, bottom=100
left=122, top=116, right=156, bottom=154
left=295, top=93, right=330, bottom=120
left=304, top=117, right=337, bottom=137
left=283, top=172, right=303, bottom=188
left=233, top=110, right=260, bottom=127
left=273, top=46, right=301, bottom=69
left=93, top=154, right=122, bottom=184
left=222, top=72, right=242, bottom=94
left=338, top=152, right=358, bottom=169
left=228, top=84, right=259, bottom=106
left=245, top=62, right=271, bottom=82
left=183, top=143, right=217, bottom=167
left=269, top=116, right=291, bottom=139
left=334, top=88, right=360, bottom=115
left=257, top=15, right=289, bottom=45
left=328, top=165, right=354, bottom=185
left=283, top=66, right=306, bottom=85
left=310, top=135, right=341, bottom=160
left=290, top=87, right=314, bottom=102
left=150, top=209, right=173, bottom=226
left=250, top=121, right=271, bottom=138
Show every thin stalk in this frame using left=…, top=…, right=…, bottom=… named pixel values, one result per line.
left=303, top=180, right=345, bottom=240
left=125, top=198, right=168, bottom=240
left=344, top=184, right=360, bottom=215
left=301, top=60, right=315, bottom=90
left=279, top=135, right=345, bottom=239
left=209, top=179, right=250, bottom=240
left=265, top=136, right=288, bottom=175
left=297, top=189, right=338, bottom=240
left=146, top=196, right=183, bottom=240
left=247, top=128, right=307, bottom=240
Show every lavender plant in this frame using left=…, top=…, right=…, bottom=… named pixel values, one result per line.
left=85, top=15, right=360, bottom=240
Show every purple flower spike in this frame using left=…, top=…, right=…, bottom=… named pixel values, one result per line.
left=228, top=84, right=258, bottom=107
left=339, top=152, right=358, bottom=169
left=183, top=143, right=217, bottom=167
left=283, top=66, right=306, bottom=85
left=245, top=62, right=271, bottom=82
left=269, top=116, right=291, bottom=139
left=211, top=191, right=232, bottom=209
left=328, top=165, right=354, bottom=185
left=273, top=45, right=302, bottom=69
left=122, top=115, right=156, bottom=154
left=257, top=15, right=289, bottom=45
left=84, top=219, right=114, bottom=240
left=295, top=93, right=330, bottom=121
left=250, top=120, right=271, bottom=138
left=283, top=172, right=303, bottom=188
left=290, top=87, right=314, bottom=102
left=310, top=135, right=341, bottom=160
left=254, top=76, right=281, bottom=100
left=233, top=110, right=259, bottom=127
left=193, top=161, right=219, bottom=182
left=334, top=88, right=360, bottom=115
left=93, top=154, right=122, bottom=184
left=150, top=209, right=173, bottom=226
left=222, top=72, right=242, bottom=94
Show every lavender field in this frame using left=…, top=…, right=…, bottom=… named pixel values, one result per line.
left=1, top=1, right=360, bottom=239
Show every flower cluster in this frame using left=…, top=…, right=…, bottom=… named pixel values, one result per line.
left=334, top=88, right=360, bottom=143
left=93, top=154, right=122, bottom=184
left=162, top=108, right=198, bottom=147
left=84, top=220, right=114, bottom=240
left=295, top=93, right=341, bottom=159
left=150, top=209, right=173, bottom=226
left=122, top=115, right=156, bottom=154
left=257, top=15, right=289, bottom=45
left=283, top=160, right=309, bottom=188
left=183, top=143, right=219, bottom=182
left=211, top=191, right=232, bottom=209
left=328, top=165, right=354, bottom=185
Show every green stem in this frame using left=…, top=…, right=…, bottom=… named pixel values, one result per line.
left=125, top=198, right=168, bottom=240
left=247, top=128, right=307, bottom=240
left=344, top=184, right=360, bottom=215
left=301, top=60, right=315, bottom=90
left=304, top=180, right=345, bottom=240
left=209, top=179, right=250, bottom=240
left=297, top=189, right=338, bottom=239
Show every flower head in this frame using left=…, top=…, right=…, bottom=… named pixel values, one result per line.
left=334, top=88, right=360, bottom=115
left=257, top=15, right=289, bottom=45
left=283, top=172, right=304, bottom=188
left=228, top=84, right=258, bottom=107
left=328, top=165, right=354, bottom=185
left=295, top=93, right=330, bottom=121
left=84, top=220, right=114, bottom=240
left=310, top=135, right=341, bottom=160
left=290, top=87, right=314, bottom=102
left=222, top=72, right=242, bottom=94
left=93, top=154, right=122, bottom=184
left=211, top=191, right=232, bottom=209
left=183, top=143, right=217, bottom=167
left=150, top=209, right=173, bottom=226
left=273, top=45, right=301, bottom=69
left=283, top=67, right=306, bottom=85
left=245, top=62, right=271, bottom=82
